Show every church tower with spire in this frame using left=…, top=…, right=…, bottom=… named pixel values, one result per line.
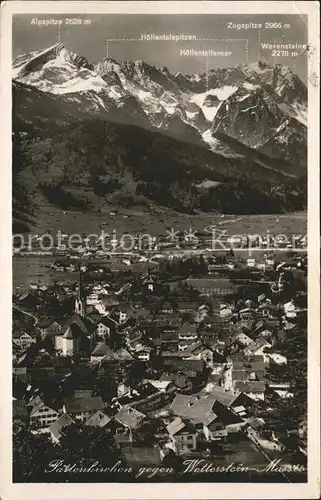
left=75, top=266, right=86, bottom=317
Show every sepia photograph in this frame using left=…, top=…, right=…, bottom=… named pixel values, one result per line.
left=1, top=1, right=320, bottom=499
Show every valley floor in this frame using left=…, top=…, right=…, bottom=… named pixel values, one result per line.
left=15, top=207, right=307, bottom=239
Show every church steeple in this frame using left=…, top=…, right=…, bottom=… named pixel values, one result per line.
left=75, top=265, right=86, bottom=317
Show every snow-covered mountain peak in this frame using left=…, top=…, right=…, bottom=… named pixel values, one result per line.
left=12, top=43, right=106, bottom=94
left=12, top=45, right=307, bottom=164
left=13, top=43, right=93, bottom=79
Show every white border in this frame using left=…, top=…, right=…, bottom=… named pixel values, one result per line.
left=1, top=2, right=320, bottom=499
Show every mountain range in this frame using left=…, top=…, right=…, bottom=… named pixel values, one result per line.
left=12, top=42, right=307, bottom=228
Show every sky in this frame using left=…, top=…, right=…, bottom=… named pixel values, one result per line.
left=13, top=14, right=308, bottom=82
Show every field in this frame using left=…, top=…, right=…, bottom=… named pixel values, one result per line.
left=16, top=203, right=307, bottom=239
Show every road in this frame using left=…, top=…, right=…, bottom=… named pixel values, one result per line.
left=13, top=304, right=38, bottom=325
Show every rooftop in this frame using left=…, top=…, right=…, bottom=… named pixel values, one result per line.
left=85, top=410, right=112, bottom=428
left=46, top=321, right=63, bottom=336
left=61, top=314, right=93, bottom=339
left=166, top=417, right=186, bottom=436
left=91, top=342, right=113, bottom=357
left=65, top=396, right=105, bottom=414
left=179, top=323, right=197, bottom=335
left=102, top=348, right=135, bottom=362
left=234, top=381, right=266, bottom=393
left=163, top=358, right=205, bottom=373
left=49, top=413, right=74, bottom=440
left=201, top=386, right=240, bottom=407
left=244, top=338, right=271, bottom=355
left=115, top=406, right=146, bottom=429
left=170, top=393, right=217, bottom=425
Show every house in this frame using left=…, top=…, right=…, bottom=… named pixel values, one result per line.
left=171, top=374, right=193, bottom=393
left=147, top=379, right=175, bottom=393
left=219, top=304, right=234, bottom=318
left=114, top=406, right=146, bottom=443
left=257, top=294, right=267, bottom=304
left=244, top=299, right=254, bottom=309
left=170, top=392, right=211, bottom=422
left=95, top=315, right=118, bottom=340
left=159, top=300, right=175, bottom=315
left=221, top=360, right=233, bottom=390
left=63, top=395, right=105, bottom=422
left=203, top=412, right=228, bottom=442
left=125, top=330, right=143, bottom=350
left=86, top=309, right=104, bottom=324
left=49, top=413, right=74, bottom=443
left=118, top=317, right=137, bottom=336
left=182, top=342, right=215, bottom=366
left=85, top=289, right=107, bottom=315
left=267, top=381, right=294, bottom=399
left=231, top=355, right=266, bottom=386
left=195, top=304, right=211, bottom=323
left=133, top=344, right=153, bottom=361
left=156, top=372, right=189, bottom=393
left=51, top=259, right=74, bottom=272
left=12, top=398, right=29, bottom=423
left=12, top=331, right=37, bottom=349
left=101, top=347, right=135, bottom=363
left=267, top=352, right=287, bottom=365
left=26, top=393, right=42, bottom=408
left=233, top=381, right=265, bottom=400
left=257, top=304, right=277, bottom=319
left=170, top=391, right=241, bottom=442
left=160, top=329, right=179, bottom=352
left=90, top=342, right=113, bottom=364
left=29, top=397, right=60, bottom=428
left=117, top=381, right=168, bottom=412
left=283, top=320, right=298, bottom=331
left=212, top=346, right=226, bottom=361
left=202, top=385, right=244, bottom=410
left=37, top=317, right=54, bottom=333
left=257, top=328, right=274, bottom=340
left=178, top=338, right=198, bottom=352
left=239, top=308, right=256, bottom=321
left=117, top=382, right=131, bottom=398
left=244, top=338, right=272, bottom=363
left=163, top=358, right=205, bottom=379
left=265, top=257, right=275, bottom=267
left=229, top=331, right=253, bottom=349
left=55, top=313, right=94, bottom=356
left=12, top=341, right=22, bottom=363
left=115, top=406, right=146, bottom=429
left=85, top=410, right=112, bottom=428
left=142, top=275, right=156, bottom=293
left=109, top=308, right=129, bottom=325
left=178, top=323, right=198, bottom=342
left=40, top=320, right=63, bottom=341
left=166, top=417, right=197, bottom=453
left=283, top=300, right=298, bottom=319
left=73, top=389, right=93, bottom=399
left=121, top=380, right=159, bottom=400
left=211, top=361, right=224, bottom=377
left=55, top=326, right=81, bottom=357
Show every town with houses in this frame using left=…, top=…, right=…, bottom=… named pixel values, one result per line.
left=12, top=234, right=308, bottom=482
